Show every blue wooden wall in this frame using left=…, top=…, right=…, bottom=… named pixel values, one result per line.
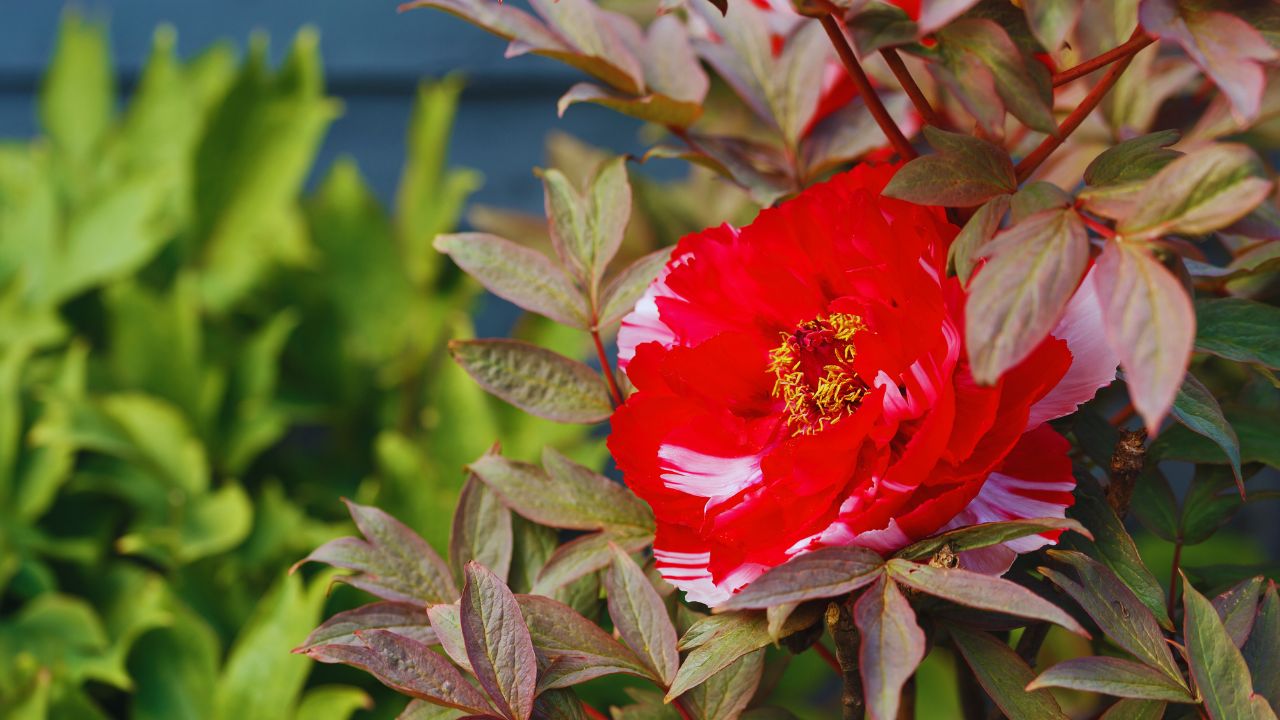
left=0, top=0, right=644, bottom=213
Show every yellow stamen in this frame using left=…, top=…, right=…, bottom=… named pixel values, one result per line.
left=767, top=312, right=867, bottom=434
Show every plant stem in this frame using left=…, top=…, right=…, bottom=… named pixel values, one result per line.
left=955, top=658, right=986, bottom=720
left=815, top=641, right=843, bottom=673
left=826, top=598, right=866, bottom=720
left=880, top=47, right=945, bottom=128
left=1014, top=623, right=1050, bottom=667
left=674, top=700, right=695, bottom=720
left=1014, top=29, right=1148, bottom=183
left=819, top=14, right=918, bottom=161
left=591, top=322, right=625, bottom=407
left=1168, top=539, right=1184, bottom=621
left=1081, top=213, right=1117, bottom=239
left=1052, top=31, right=1155, bottom=87
left=581, top=702, right=609, bottom=720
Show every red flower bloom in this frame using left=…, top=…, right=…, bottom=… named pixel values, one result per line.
left=608, top=165, right=1116, bottom=606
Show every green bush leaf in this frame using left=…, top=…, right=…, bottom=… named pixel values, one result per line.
left=1084, top=130, right=1182, bottom=187
left=951, top=626, right=1069, bottom=720
left=966, top=204, right=1091, bottom=380
left=855, top=576, right=926, bottom=720
left=516, top=594, right=651, bottom=690
left=435, top=233, right=590, bottom=329
left=294, top=499, right=458, bottom=605
left=1171, top=371, right=1242, bottom=492
left=1094, top=241, right=1195, bottom=433
left=886, top=558, right=1089, bottom=636
left=1027, top=657, right=1194, bottom=701
left=605, top=544, right=680, bottom=687
left=898, top=518, right=1089, bottom=561
left=1183, top=576, right=1259, bottom=720
left=1195, top=298, right=1280, bottom=370
left=40, top=12, right=116, bottom=171
left=461, top=562, right=537, bottom=720
left=716, top=546, right=884, bottom=610
left=1115, top=144, right=1273, bottom=241
left=306, top=630, right=493, bottom=715
left=1039, top=551, right=1182, bottom=682
left=296, top=602, right=436, bottom=653
left=882, top=127, right=1017, bottom=207
left=448, top=339, right=612, bottom=424
left=450, top=473, right=514, bottom=585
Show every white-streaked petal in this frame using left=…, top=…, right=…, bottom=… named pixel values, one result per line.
left=617, top=252, right=691, bottom=369
left=657, top=444, right=765, bottom=498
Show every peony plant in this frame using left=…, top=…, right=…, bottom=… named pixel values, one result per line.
left=296, top=1, right=1280, bottom=718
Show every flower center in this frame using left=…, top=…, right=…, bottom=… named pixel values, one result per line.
left=768, top=312, right=869, bottom=434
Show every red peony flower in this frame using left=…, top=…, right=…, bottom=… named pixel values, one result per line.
left=608, top=165, right=1117, bottom=606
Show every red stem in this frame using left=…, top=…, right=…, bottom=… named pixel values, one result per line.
left=581, top=702, right=609, bottom=720
left=1082, top=214, right=1116, bottom=239
left=819, top=14, right=918, bottom=161
left=674, top=699, right=695, bottom=720
left=881, top=47, right=945, bottom=128
left=815, top=641, right=842, bottom=673
left=1168, top=540, right=1183, bottom=621
left=1052, top=31, right=1156, bottom=87
left=1015, top=29, right=1148, bottom=182
left=1109, top=402, right=1135, bottom=427
left=591, top=325, right=625, bottom=407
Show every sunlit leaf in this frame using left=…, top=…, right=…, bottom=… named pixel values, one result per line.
left=296, top=602, right=436, bottom=652
left=951, top=626, right=1070, bottom=720
left=898, top=518, right=1090, bottom=561
left=605, top=545, right=679, bottom=687
left=883, top=127, right=1016, bottom=207
left=448, top=339, right=613, bottom=424
left=1084, top=130, right=1182, bottom=187
left=855, top=576, right=926, bottom=720
left=1028, top=657, right=1193, bottom=701
left=1184, top=576, right=1259, bottom=720
left=516, top=594, right=650, bottom=690
left=717, top=546, right=884, bottom=611
left=461, top=562, right=537, bottom=720
left=435, top=233, right=590, bottom=329
left=451, top=473, right=514, bottom=584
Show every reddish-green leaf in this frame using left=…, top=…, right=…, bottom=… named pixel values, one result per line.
left=882, top=127, right=1016, bottom=207
left=916, top=0, right=983, bottom=34
left=886, top=558, right=1089, bottom=637
left=1028, top=657, right=1193, bottom=701
left=515, top=594, right=650, bottom=690
left=296, top=602, right=436, bottom=652
left=1022, top=0, right=1081, bottom=52
left=1195, top=298, right=1280, bottom=370
left=1115, top=144, right=1272, bottom=241
left=1184, top=576, right=1258, bottom=720
left=1084, top=130, right=1182, bottom=187
left=1171, top=371, right=1242, bottom=494
left=1213, top=576, right=1264, bottom=649
left=1094, top=241, right=1195, bottom=433
left=948, top=194, right=1010, bottom=284
left=1099, top=699, right=1168, bottom=720
left=681, top=649, right=766, bottom=720
left=716, top=546, right=884, bottom=610
left=898, top=518, right=1090, bottom=561
left=951, top=626, right=1069, bottom=720
left=855, top=576, right=926, bottom=720
left=965, top=206, right=1089, bottom=383
left=451, top=473, right=514, bottom=585
left=935, top=19, right=1056, bottom=134
left=461, top=562, right=538, bottom=720
left=532, top=689, right=590, bottom=720
left=528, top=0, right=645, bottom=94
left=1242, top=583, right=1280, bottom=711
left=427, top=603, right=471, bottom=673
left=305, top=630, right=492, bottom=715
left=1039, top=551, right=1182, bottom=684
left=605, top=545, right=679, bottom=687
left=294, top=499, right=458, bottom=604
left=434, top=233, right=589, bottom=329
left=597, top=247, right=672, bottom=329
left=530, top=528, right=652, bottom=596
left=667, top=606, right=822, bottom=702
left=558, top=83, right=701, bottom=128
left=448, top=339, right=613, bottom=424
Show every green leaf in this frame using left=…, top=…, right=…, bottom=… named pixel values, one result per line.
left=117, top=482, right=255, bottom=565
left=951, top=626, right=1070, bottom=720
left=516, top=594, right=651, bottom=690
left=294, top=499, right=458, bottom=604
left=886, top=558, right=1089, bottom=636
left=1179, top=468, right=1248, bottom=546
left=1064, top=476, right=1173, bottom=629
left=965, top=207, right=1090, bottom=384
left=935, top=19, right=1056, bottom=135
left=1116, top=144, right=1273, bottom=241
left=292, top=686, right=371, bottom=720
left=1183, top=576, right=1259, bottom=720
left=597, top=247, right=672, bottom=328
left=40, top=11, right=116, bottom=171
left=1083, top=130, right=1182, bottom=187
left=605, top=545, right=679, bottom=687
left=469, top=448, right=652, bottom=532
left=1022, top=0, right=1081, bottom=52
left=426, top=603, right=472, bottom=672
left=948, top=195, right=1010, bottom=284
left=1099, top=699, right=1167, bottom=720
left=1027, top=657, right=1194, bottom=701
left=1242, top=583, right=1280, bottom=711
left=450, top=473, right=514, bottom=584
left=898, top=518, right=1090, bottom=561
left=716, top=546, right=884, bottom=610
left=1010, top=181, right=1072, bottom=222
left=681, top=649, right=766, bottom=720
left=435, top=233, right=590, bottom=329
left=667, top=606, right=822, bottom=701
left=532, top=688, right=590, bottom=720
left=1212, top=576, right=1264, bottom=649
left=461, top=562, right=538, bottom=720
left=306, top=630, right=493, bottom=715
left=1195, top=298, right=1280, bottom=370
left=882, top=127, right=1016, bottom=207
left=530, top=528, right=652, bottom=596
left=1132, top=469, right=1180, bottom=543
left=214, top=574, right=331, bottom=720
left=130, top=615, right=221, bottom=720
left=855, top=576, right=926, bottom=720
left=1170, top=371, right=1242, bottom=493
left=448, top=339, right=612, bottom=424
left=557, top=83, right=702, bottom=129
left=1094, top=241, right=1195, bottom=433
left=400, top=700, right=467, bottom=720
left=1152, top=410, right=1280, bottom=471
left=296, top=602, right=436, bottom=653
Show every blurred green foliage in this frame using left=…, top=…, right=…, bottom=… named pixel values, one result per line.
left=0, top=13, right=607, bottom=719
